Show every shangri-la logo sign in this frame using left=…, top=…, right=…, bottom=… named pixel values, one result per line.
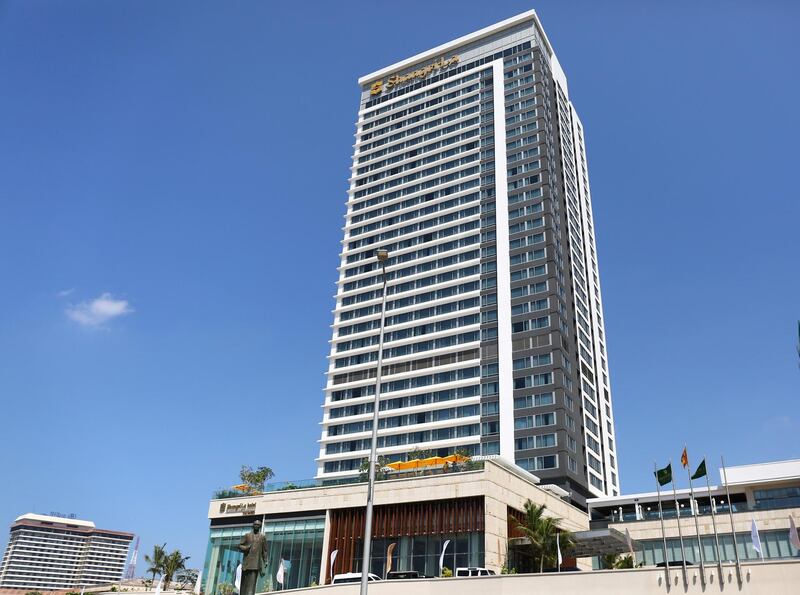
left=219, top=502, right=257, bottom=514
left=370, top=55, right=460, bottom=96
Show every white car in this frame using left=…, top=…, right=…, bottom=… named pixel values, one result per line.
left=331, top=572, right=382, bottom=584
left=455, top=567, right=496, bottom=577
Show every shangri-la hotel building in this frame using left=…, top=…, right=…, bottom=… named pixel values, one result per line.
left=202, top=10, right=620, bottom=591
left=196, top=10, right=800, bottom=595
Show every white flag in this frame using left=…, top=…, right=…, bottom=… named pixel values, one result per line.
left=751, top=518, right=763, bottom=556
left=329, top=549, right=338, bottom=580
left=276, top=559, right=285, bottom=586
left=439, top=540, right=451, bottom=576
left=154, top=576, right=164, bottom=595
left=789, top=516, right=800, bottom=551
left=193, top=571, right=202, bottom=595
left=625, top=528, right=634, bottom=557
left=234, top=564, right=242, bottom=591
left=556, top=532, right=563, bottom=565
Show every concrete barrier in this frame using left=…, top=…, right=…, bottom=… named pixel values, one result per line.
left=266, top=560, right=800, bottom=595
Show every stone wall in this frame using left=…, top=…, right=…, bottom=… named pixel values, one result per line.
left=277, top=560, right=800, bottom=595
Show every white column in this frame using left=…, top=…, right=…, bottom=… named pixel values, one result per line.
left=492, top=59, right=514, bottom=460
left=319, top=510, right=332, bottom=584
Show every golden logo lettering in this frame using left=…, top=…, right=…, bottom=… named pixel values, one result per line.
left=371, top=55, right=460, bottom=96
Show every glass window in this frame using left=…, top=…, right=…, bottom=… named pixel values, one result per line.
left=534, top=412, right=555, bottom=426
left=482, top=401, right=499, bottom=415
left=482, top=421, right=500, bottom=436
left=753, top=487, right=800, bottom=510
left=203, top=518, right=325, bottom=594
left=483, top=441, right=500, bottom=455
left=638, top=531, right=799, bottom=565
left=517, top=455, right=557, bottom=471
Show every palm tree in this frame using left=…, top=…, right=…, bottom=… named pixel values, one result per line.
left=600, top=553, right=636, bottom=569
left=514, top=500, right=575, bottom=572
left=539, top=517, right=575, bottom=572
left=514, top=499, right=545, bottom=571
left=162, top=550, right=191, bottom=591
left=144, top=543, right=167, bottom=586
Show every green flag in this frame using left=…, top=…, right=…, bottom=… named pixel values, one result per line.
left=655, top=463, right=672, bottom=486
left=691, top=459, right=707, bottom=480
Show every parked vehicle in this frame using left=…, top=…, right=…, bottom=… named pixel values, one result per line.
left=454, top=567, right=496, bottom=577
left=331, top=572, right=382, bottom=584
left=386, top=570, right=426, bottom=580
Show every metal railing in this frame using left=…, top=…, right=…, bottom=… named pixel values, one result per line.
left=599, top=498, right=800, bottom=525
left=211, top=460, right=486, bottom=500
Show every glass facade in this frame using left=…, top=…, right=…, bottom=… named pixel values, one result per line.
left=203, top=525, right=249, bottom=595
left=203, top=518, right=324, bottom=595
left=753, top=486, right=800, bottom=510
left=357, top=532, right=483, bottom=577
left=637, top=530, right=799, bottom=566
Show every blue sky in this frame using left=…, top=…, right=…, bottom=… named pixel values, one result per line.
left=0, top=0, right=798, bottom=571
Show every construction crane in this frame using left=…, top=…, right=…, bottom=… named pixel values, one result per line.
left=125, top=536, right=140, bottom=580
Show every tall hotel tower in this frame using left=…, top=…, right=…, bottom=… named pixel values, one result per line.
left=317, top=11, right=619, bottom=506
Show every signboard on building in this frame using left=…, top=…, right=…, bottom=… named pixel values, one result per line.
left=219, top=502, right=257, bottom=515
left=370, top=55, right=460, bottom=96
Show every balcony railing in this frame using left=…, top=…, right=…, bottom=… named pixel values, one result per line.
left=596, top=498, right=800, bottom=525
left=212, top=460, right=486, bottom=500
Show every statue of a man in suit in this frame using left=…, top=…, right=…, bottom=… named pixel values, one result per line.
left=238, top=519, right=268, bottom=595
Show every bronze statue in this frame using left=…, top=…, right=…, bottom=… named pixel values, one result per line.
left=238, top=519, right=268, bottom=595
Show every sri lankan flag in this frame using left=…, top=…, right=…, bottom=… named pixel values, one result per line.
left=681, top=448, right=689, bottom=468
left=655, top=463, right=672, bottom=486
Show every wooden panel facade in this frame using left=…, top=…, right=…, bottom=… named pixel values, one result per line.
left=507, top=506, right=526, bottom=539
left=326, top=496, right=484, bottom=581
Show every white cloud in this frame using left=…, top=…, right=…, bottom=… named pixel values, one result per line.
left=66, top=293, right=133, bottom=327
left=57, top=288, right=75, bottom=297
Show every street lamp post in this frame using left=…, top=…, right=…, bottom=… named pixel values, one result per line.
left=359, top=249, right=389, bottom=595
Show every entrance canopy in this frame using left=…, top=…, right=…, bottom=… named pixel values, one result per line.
left=571, top=528, right=637, bottom=558
left=509, top=528, right=636, bottom=558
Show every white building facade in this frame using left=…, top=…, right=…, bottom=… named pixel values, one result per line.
left=317, top=10, right=619, bottom=507
left=0, top=513, right=133, bottom=590
left=588, top=459, right=800, bottom=565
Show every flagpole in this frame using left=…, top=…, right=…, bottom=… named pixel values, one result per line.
left=669, top=460, right=689, bottom=585
left=654, top=463, right=671, bottom=589
left=721, top=455, right=742, bottom=586
left=703, top=455, right=723, bottom=582
left=669, top=459, right=688, bottom=588
left=683, top=449, right=706, bottom=588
